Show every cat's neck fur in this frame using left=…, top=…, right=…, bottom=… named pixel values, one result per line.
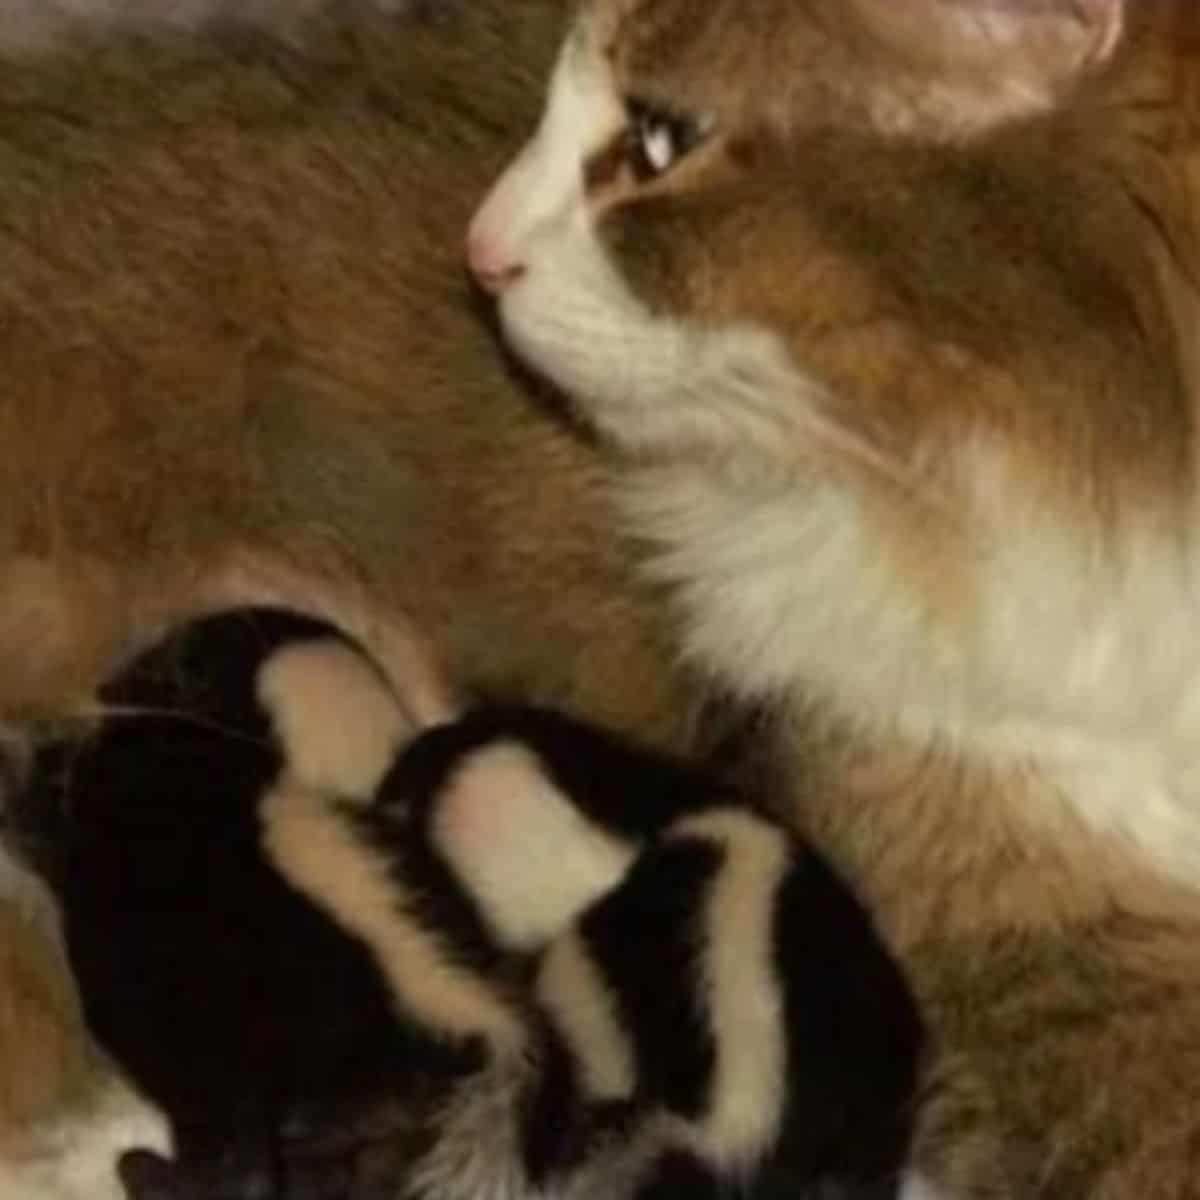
left=626, top=7, right=1200, bottom=892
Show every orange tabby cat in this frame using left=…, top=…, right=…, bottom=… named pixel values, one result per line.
left=468, top=0, right=1200, bottom=1194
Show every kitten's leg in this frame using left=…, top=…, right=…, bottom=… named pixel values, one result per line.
left=389, top=709, right=645, bottom=956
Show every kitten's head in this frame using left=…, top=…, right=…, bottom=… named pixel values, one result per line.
left=465, top=0, right=1164, bottom=475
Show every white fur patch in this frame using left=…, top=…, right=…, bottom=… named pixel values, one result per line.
left=408, top=1054, right=655, bottom=1200
left=431, top=743, right=637, bottom=953
left=260, top=785, right=526, bottom=1055
left=467, top=29, right=624, bottom=283
left=405, top=1060, right=534, bottom=1200
left=621, top=411, right=1200, bottom=892
left=0, top=1076, right=169, bottom=1200
left=537, top=929, right=637, bottom=1103
left=667, top=810, right=791, bottom=1169
left=255, top=637, right=412, bottom=803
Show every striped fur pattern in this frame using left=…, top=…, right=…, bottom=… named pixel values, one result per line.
left=10, top=611, right=920, bottom=1200
left=366, top=704, right=924, bottom=1200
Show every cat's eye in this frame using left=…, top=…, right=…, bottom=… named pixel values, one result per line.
left=625, top=99, right=709, bottom=182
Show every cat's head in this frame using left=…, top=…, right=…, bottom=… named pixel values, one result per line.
left=464, top=0, right=1183, bottom=479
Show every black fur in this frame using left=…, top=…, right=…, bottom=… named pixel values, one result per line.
left=11, top=609, right=479, bottom=1199
left=769, top=852, right=921, bottom=1190
left=574, top=837, right=721, bottom=1123
left=533, top=818, right=921, bottom=1199
left=390, top=701, right=729, bottom=843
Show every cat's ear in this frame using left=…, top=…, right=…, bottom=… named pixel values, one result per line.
left=854, top=0, right=1124, bottom=111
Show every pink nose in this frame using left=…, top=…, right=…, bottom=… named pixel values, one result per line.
left=466, top=230, right=526, bottom=296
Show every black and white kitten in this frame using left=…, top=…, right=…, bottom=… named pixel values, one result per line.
left=9, top=609, right=921, bottom=1200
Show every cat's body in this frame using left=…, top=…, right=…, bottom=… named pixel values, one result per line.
left=0, top=0, right=1199, bottom=1195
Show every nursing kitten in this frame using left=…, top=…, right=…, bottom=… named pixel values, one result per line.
left=468, top=0, right=1200, bottom=1195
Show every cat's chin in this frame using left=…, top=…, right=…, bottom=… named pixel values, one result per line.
left=498, top=239, right=636, bottom=391
left=497, top=316, right=611, bottom=429
left=495, top=238, right=696, bottom=455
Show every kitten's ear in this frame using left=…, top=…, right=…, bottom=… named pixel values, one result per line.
left=855, top=0, right=1124, bottom=112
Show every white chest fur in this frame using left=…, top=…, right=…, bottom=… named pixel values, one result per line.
left=626, top=460, right=1200, bottom=890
